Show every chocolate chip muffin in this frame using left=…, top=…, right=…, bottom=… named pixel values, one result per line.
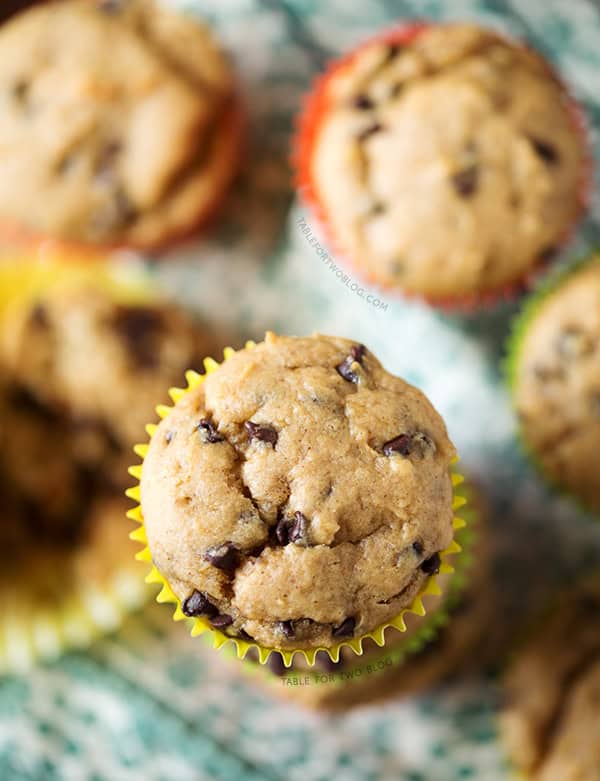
left=140, top=332, right=457, bottom=650
left=512, top=257, right=600, bottom=513
left=0, top=0, right=241, bottom=249
left=301, top=23, right=586, bottom=301
left=501, top=578, right=600, bottom=781
left=0, top=283, right=214, bottom=454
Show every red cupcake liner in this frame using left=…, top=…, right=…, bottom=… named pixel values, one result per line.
left=0, top=92, right=246, bottom=262
left=293, top=21, right=593, bottom=314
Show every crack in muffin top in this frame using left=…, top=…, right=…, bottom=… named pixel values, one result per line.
left=141, top=332, right=456, bottom=649
left=310, top=24, right=585, bottom=298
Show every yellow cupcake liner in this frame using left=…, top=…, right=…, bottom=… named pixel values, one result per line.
left=0, top=551, right=149, bottom=676
left=128, top=338, right=468, bottom=667
left=0, top=254, right=155, bottom=322
left=0, top=257, right=156, bottom=674
left=504, top=251, right=600, bottom=518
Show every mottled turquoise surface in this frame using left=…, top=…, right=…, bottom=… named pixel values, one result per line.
left=3, top=1, right=600, bottom=778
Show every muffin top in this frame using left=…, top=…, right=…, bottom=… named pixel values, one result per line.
left=0, top=0, right=234, bottom=246
left=501, top=579, right=600, bottom=780
left=513, top=258, right=600, bottom=512
left=141, top=332, right=456, bottom=649
left=0, top=283, right=213, bottom=450
left=310, top=24, right=585, bottom=298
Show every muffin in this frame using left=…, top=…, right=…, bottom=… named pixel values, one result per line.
left=0, top=0, right=242, bottom=251
left=500, top=578, right=600, bottom=780
left=138, top=332, right=459, bottom=656
left=296, top=23, right=588, bottom=306
left=0, top=263, right=221, bottom=672
left=510, top=255, right=600, bottom=514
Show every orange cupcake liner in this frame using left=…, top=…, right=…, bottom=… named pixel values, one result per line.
left=292, top=21, right=593, bottom=314
left=0, top=92, right=245, bottom=261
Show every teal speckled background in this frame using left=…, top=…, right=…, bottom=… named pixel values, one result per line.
left=2, top=1, right=600, bottom=779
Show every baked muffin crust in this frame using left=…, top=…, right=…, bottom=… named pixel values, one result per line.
left=141, top=332, right=456, bottom=649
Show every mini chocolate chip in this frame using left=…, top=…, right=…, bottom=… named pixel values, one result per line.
left=267, top=653, right=286, bottom=676
left=97, top=0, right=123, bottom=12
left=277, top=620, right=295, bottom=639
left=538, top=245, right=557, bottom=264
left=95, top=140, right=123, bottom=181
left=182, top=590, right=218, bottom=618
left=30, top=303, right=49, bottom=328
left=203, top=542, right=239, bottom=573
left=336, top=359, right=359, bottom=383
left=421, top=552, right=441, bottom=575
left=197, top=418, right=224, bottom=443
left=211, top=613, right=234, bottom=629
left=383, top=434, right=413, bottom=457
left=556, top=326, right=593, bottom=360
left=529, top=137, right=559, bottom=165
left=114, top=187, right=137, bottom=224
left=385, top=42, right=401, bottom=61
left=274, top=516, right=291, bottom=546
left=12, top=79, right=29, bottom=103
left=112, top=306, right=165, bottom=369
left=244, top=421, right=278, bottom=446
left=165, top=431, right=174, bottom=445
left=370, top=202, right=386, bottom=216
left=274, top=512, right=310, bottom=546
left=238, top=629, right=253, bottom=641
left=389, top=260, right=404, bottom=277
left=451, top=165, right=478, bottom=197
left=358, top=122, right=383, bottom=142
left=352, top=94, right=374, bottom=110
left=390, top=82, right=403, bottom=99
left=336, top=344, right=366, bottom=384
left=350, top=344, right=366, bottom=362
left=332, top=617, right=356, bottom=638
left=289, top=512, right=309, bottom=546
left=412, top=539, right=424, bottom=556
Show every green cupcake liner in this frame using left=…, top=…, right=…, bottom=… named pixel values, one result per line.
left=504, top=251, right=600, bottom=519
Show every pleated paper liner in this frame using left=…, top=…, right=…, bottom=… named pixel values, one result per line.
left=504, top=251, right=600, bottom=519
left=0, top=259, right=156, bottom=674
left=233, top=484, right=477, bottom=701
left=0, top=254, right=156, bottom=320
left=128, top=338, right=468, bottom=668
left=0, top=93, right=245, bottom=260
left=292, top=22, right=592, bottom=314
